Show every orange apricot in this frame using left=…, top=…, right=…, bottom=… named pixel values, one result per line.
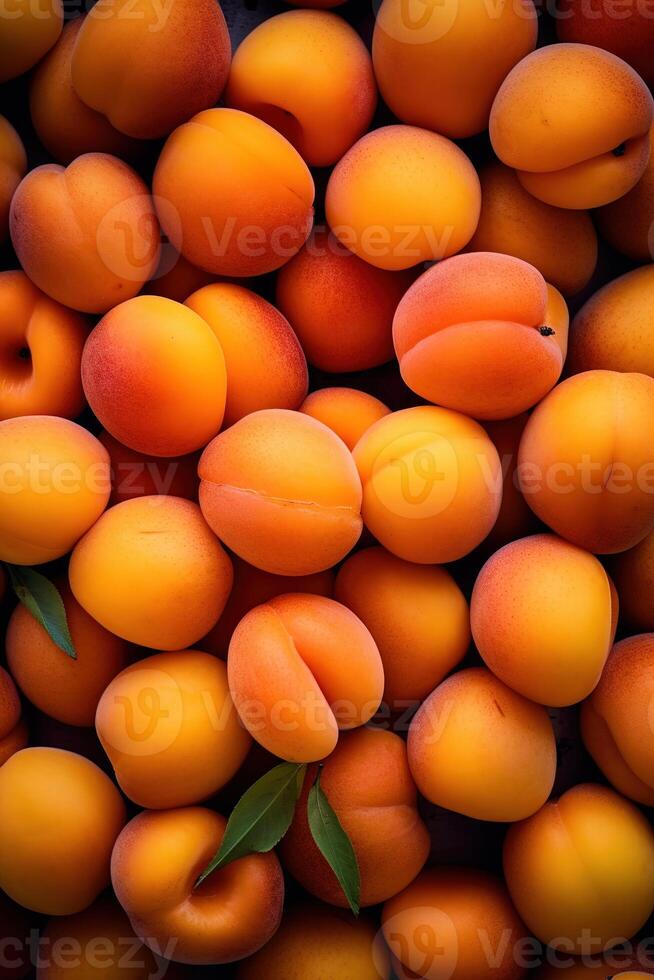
left=471, top=534, right=613, bottom=706
left=517, top=370, right=654, bottom=553
left=0, top=0, right=62, bottom=83
left=153, top=108, right=314, bottom=277
left=483, top=414, right=537, bottom=550
left=352, top=406, right=502, bottom=564
left=0, top=668, right=20, bottom=743
left=612, top=527, right=654, bottom=631
left=111, top=807, right=284, bottom=964
left=199, top=409, right=362, bottom=575
left=466, top=163, right=597, bottom=295
left=393, top=252, right=562, bottom=419
left=556, top=0, right=654, bottom=86
left=276, top=229, right=413, bottom=372
left=596, top=126, right=654, bottom=261
left=335, top=546, right=469, bottom=706
left=326, top=125, right=481, bottom=270
left=503, top=784, right=654, bottom=952
left=490, top=44, right=654, bottom=209
left=226, top=10, right=376, bottom=167
left=0, top=270, right=87, bottom=420
left=373, top=0, right=536, bottom=138
left=0, top=747, right=125, bottom=915
left=0, top=117, right=26, bottom=244
left=69, top=496, right=233, bottom=649
left=99, top=430, right=199, bottom=505
left=0, top=416, right=110, bottom=566
left=71, top=0, right=231, bottom=140
left=281, top=728, right=429, bottom=905
left=0, top=720, right=28, bottom=769
left=185, top=283, right=308, bottom=426
left=6, top=582, right=128, bottom=727
left=300, top=388, right=390, bottom=450
left=228, top=594, right=383, bottom=762
left=10, top=154, right=160, bottom=314
left=82, top=295, right=226, bottom=456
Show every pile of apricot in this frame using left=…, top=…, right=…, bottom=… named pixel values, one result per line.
left=2, top=0, right=654, bottom=977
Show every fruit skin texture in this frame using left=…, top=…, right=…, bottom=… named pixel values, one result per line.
left=326, top=126, right=481, bottom=271
left=0, top=415, right=110, bottom=566
left=236, top=899, right=390, bottom=980
left=335, top=546, right=469, bottom=706
left=0, top=719, right=29, bottom=768
left=199, top=409, right=363, bottom=576
left=0, top=668, right=20, bottom=742
left=6, top=582, right=128, bottom=727
left=580, top=634, right=654, bottom=806
left=372, top=0, right=537, bottom=139
left=71, top=0, right=231, bottom=140
left=10, top=154, right=160, bottom=314
left=567, top=265, right=654, bottom=378
left=483, top=413, right=537, bottom=550
left=596, top=126, right=654, bottom=261
left=185, top=283, right=308, bottom=426
left=0, top=116, right=26, bottom=244
left=490, top=44, right=654, bottom=209
left=393, top=252, right=562, bottom=420
left=556, top=0, right=654, bottom=87
left=517, top=370, right=654, bottom=554
left=29, top=18, right=138, bottom=165
left=281, top=728, right=429, bottom=906
left=82, top=295, right=226, bottom=457
left=0, top=747, right=126, bottom=915
left=383, top=868, right=528, bottom=980
left=408, top=667, right=556, bottom=822
left=276, top=230, right=414, bottom=372
left=0, top=0, right=63, bottom=83
left=226, top=10, right=376, bottom=167
left=471, top=534, right=613, bottom=706
left=69, top=496, right=233, bottom=650
left=111, top=807, right=284, bottom=965
left=300, top=388, right=390, bottom=451
left=99, top=430, right=200, bottom=505
left=503, top=784, right=654, bottom=953
left=0, top=270, right=87, bottom=421
left=228, top=594, right=384, bottom=762
left=153, top=108, right=314, bottom=277
left=353, top=406, right=502, bottom=564
left=466, top=163, right=597, bottom=296
left=96, top=649, right=250, bottom=809
left=612, top=528, right=654, bottom=631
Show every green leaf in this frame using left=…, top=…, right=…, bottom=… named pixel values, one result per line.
left=195, top=762, right=306, bottom=887
left=6, top=565, right=76, bottom=660
left=307, top=768, right=361, bottom=916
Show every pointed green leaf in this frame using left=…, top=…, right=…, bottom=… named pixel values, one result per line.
left=6, top=565, right=76, bottom=659
left=307, top=768, right=361, bottom=915
left=195, top=762, right=306, bottom=887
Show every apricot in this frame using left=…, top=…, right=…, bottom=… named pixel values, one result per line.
left=71, top=0, right=231, bottom=140
left=557, top=0, right=654, bottom=86
left=471, top=534, right=612, bottom=706
left=466, top=163, right=598, bottom=295
left=185, top=283, right=308, bottom=426
left=153, top=108, right=314, bottom=277
left=6, top=582, right=128, bottom=727
left=29, top=19, right=138, bottom=165
left=0, top=270, right=87, bottom=420
left=300, top=388, right=390, bottom=450
left=373, top=0, right=536, bottom=138
left=335, top=546, right=469, bottom=706
left=276, top=229, right=413, bottom=372
left=483, top=414, right=537, bottom=550
left=612, top=528, right=654, bottom=630
left=0, top=720, right=28, bottom=769
left=142, top=253, right=215, bottom=303
left=0, top=747, right=125, bottom=915
left=0, top=668, right=20, bottom=743
left=228, top=594, right=383, bottom=761
left=226, top=10, right=376, bottom=167
left=237, top=900, right=390, bottom=980
left=503, top=784, right=654, bottom=952
left=383, top=868, right=528, bottom=980
left=567, top=266, right=654, bottom=377
left=0, top=416, right=110, bottom=566
left=111, top=807, right=284, bottom=964
left=0, top=117, right=26, bottom=244
left=352, top=406, right=502, bottom=564
left=326, top=125, right=481, bottom=270
left=490, top=44, right=653, bottom=209
left=96, top=649, right=250, bottom=808
left=596, top=127, right=654, bottom=261
left=99, top=430, right=199, bottom=505
left=517, top=370, right=654, bottom=553
left=0, top=0, right=62, bottom=83
left=10, top=154, right=160, bottom=314
left=281, top=728, right=429, bottom=905
left=199, top=409, right=362, bottom=575
left=82, top=295, right=226, bottom=456
left=393, top=252, right=562, bottom=419
left=580, top=634, right=654, bottom=806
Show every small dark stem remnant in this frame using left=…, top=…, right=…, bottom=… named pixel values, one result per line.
left=538, top=326, right=556, bottom=336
